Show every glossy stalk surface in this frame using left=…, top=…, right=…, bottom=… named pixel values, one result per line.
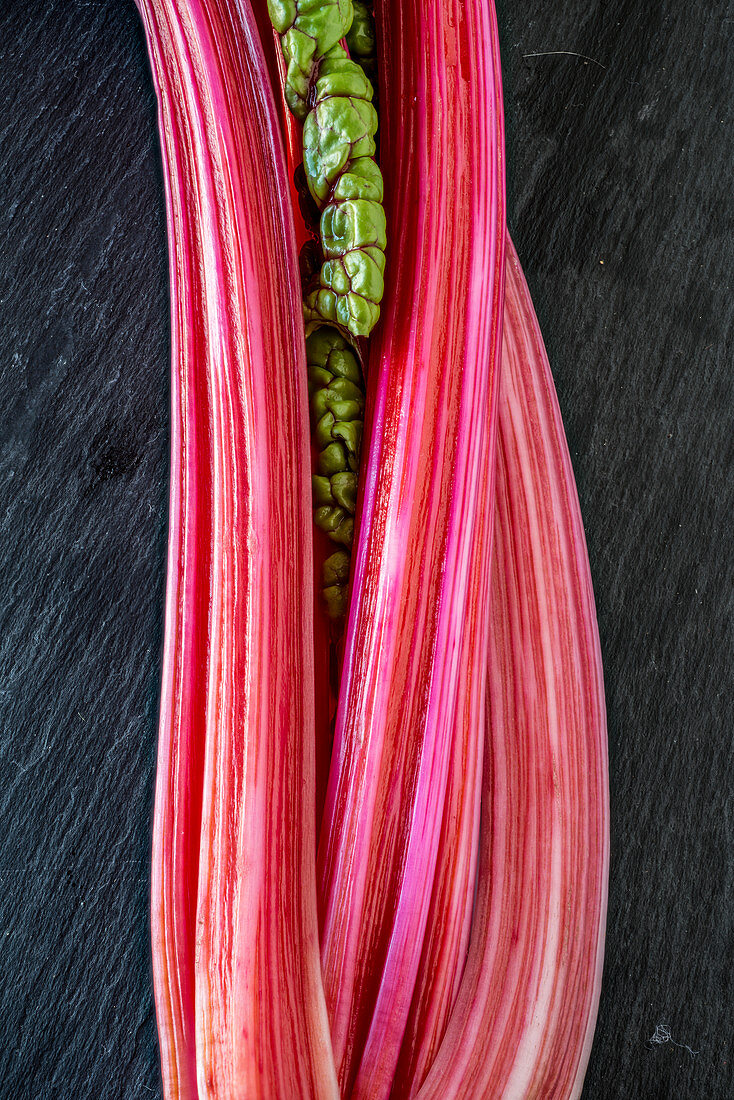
left=415, top=238, right=609, bottom=1100
left=139, top=1, right=338, bottom=1095
left=317, top=1, right=506, bottom=1094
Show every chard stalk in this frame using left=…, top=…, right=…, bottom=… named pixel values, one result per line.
left=144, top=10, right=209, bottom=1095
left=317, top=0, right=506, bottom=1095
left=415, top=238, right=609, bottom=1100
left=139, top=1, right=338, bottom=1095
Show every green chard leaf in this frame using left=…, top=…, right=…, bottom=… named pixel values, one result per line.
left=306, top=327, right=366, bottom=610
left=267, top=0, right=385, bottom=614
left=268, top=0, right=354, bottom=119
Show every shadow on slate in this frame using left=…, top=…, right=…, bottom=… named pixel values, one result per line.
left=0, top=1, right=731, bottom=1098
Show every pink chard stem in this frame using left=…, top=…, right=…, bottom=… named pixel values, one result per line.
left=139, top=0, right=338, bottom=1096
left=317, top=0, right=506, bottom=1096
left=416, top=238, right=609, bottom=1100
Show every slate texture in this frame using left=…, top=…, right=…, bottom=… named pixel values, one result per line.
left=0, top=1, right=731, bottom=1098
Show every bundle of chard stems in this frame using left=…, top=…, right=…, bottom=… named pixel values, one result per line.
left=137, top=0, right=609, bottom=1096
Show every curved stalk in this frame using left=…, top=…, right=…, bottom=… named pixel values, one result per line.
left=415, top=238, right=609, bottom=1100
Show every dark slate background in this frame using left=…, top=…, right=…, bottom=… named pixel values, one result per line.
left=0, top=0, right=730, bottom=1096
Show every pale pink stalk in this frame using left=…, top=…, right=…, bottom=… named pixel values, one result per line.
left=415, top=238, right=609, bottom=1099
left=317, top=1, right=506, bottom=1095
left=144, top=7, right=212, bottom=1095
left=139, top=1, right=338, bottom=1096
